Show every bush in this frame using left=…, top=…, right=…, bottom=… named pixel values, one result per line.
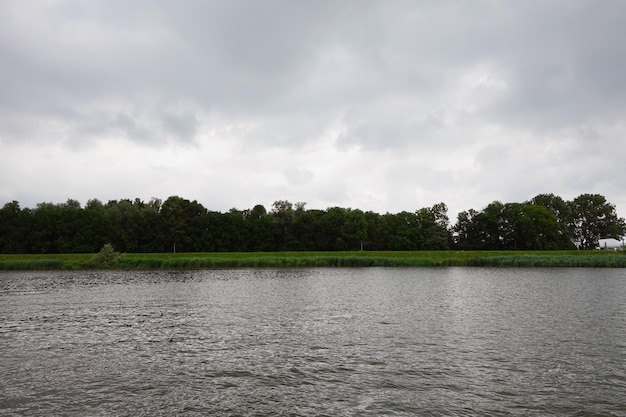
left=89, top=243, right=121, bottom=268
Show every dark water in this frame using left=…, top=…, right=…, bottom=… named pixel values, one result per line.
left=1, top=268, right=625, bottom=416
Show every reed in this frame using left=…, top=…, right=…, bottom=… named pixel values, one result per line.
left=1, top=250, right=624, bottom=270
left=0, top=259, right=64, bottom=270
left=442, top=255, right=626, bottom=267
left=116, top=256, right=437, bottom=269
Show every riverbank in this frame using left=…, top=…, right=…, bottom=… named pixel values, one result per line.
left=1, top=250, right=626, bottom=270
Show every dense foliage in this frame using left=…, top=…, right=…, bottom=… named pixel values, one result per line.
left=0, top=193, right=624, bottom=254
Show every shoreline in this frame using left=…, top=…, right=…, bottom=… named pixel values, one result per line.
left=1, top=250, right=626, bottom=270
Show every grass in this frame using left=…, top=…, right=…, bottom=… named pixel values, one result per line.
left=1, top=250, right=626, bottom=270
left=0, top=259, right=65, bottom=270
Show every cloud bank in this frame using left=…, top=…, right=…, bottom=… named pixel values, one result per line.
left=1, top=0, right=625, bottom=219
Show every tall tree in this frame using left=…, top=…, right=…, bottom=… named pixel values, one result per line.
left=385, top=211, right=421, bottom=250
left=337, top=209, right=368, bottom=250
left=479, top=201, right=506, bottom=249
left=417, top=202, right=451, bottom=250
left=158, top=196, right=207, bottom=252
left=2, top=193, right=624, bottom=254
left=243, top=204, right=276, bottom=251
left=453, top=208, right=482, bottom=250
left=528, top=193, right=574, bottom=247
left=529, top=193, right=571, bottom=224
left=569, top=194, right=626, bottom=249
left=500, top=203, right=570, bottom=250
left=270, top=200, right=295, bottom=250
left=319, top=207, right=347, bottom=251
left=0, top=201, right=28, bottom=253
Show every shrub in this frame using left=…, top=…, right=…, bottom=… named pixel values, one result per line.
left=89, top=243, right=121, bottom=269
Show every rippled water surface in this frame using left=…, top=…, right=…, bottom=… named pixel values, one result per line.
left=1, top=267, right=625, bottom=416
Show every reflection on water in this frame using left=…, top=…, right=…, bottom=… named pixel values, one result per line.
left=1, top=268, right=625, bottom=416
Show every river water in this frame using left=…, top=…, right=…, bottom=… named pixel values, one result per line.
left=1, top=267, right=625, bottom=416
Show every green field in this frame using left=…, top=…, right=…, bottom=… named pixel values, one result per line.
left=1, top=250, right=626, bottom=270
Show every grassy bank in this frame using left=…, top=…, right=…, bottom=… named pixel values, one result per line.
left=1, top=250, right=626, bottom=270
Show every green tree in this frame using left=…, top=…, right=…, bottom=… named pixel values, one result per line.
left=201, top=211, right=225, bottom=251
left=475, top=201, right=506, bottom=250
left=417, top=202, right=451, bottom=250
left=500, top=203, right=568, bottom=250
left=243, top=204, right=277, bottom=251
left=270, top=200, right=296, bottom=250
left=529, top=193, right=571, bottom=224
left=30, top=202, right=62, bottom=253
left=453, top=202, right=508, bottom=250
left=384, top=211, right=421, bottom=250
left=337, top=209, right=368, bottom=250
left=318, top=207, right=347, bottom=251
left=286, top=203, right=322, bottom=251
left=293, top=208, right=327, bottom=251
left=363, top=211, right=386, bottom=250
left=529, top=193, right=574, bottom=245
left=221, top=209, right=247, bottom=251
left=0, top=201, right=29, bottom=253
left=157, top=196, right=207, bottom=252
left=569, top=194, right=626, bottom=249
left=453, top=208, right=482, bottom=250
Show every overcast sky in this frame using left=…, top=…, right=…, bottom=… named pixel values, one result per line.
left=1, top=0, right=625, bottom=220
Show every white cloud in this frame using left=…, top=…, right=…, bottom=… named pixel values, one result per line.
left=1, top=0, right=626, bottom=221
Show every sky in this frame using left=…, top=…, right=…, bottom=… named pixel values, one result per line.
left=1, top=0, right=625, bottom=221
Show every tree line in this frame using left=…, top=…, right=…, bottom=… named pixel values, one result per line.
left=0, top=193, right=624, bottom=254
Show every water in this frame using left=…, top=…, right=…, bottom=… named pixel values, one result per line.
left=1, top=268, right=625, bottom=416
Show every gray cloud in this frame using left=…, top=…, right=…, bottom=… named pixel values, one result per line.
left=1, top=0, right=626, bottom=219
